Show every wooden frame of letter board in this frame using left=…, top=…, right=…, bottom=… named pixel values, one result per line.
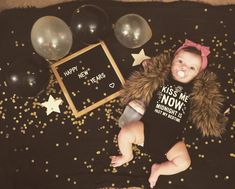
left=51, top=41, right=125, bottom=118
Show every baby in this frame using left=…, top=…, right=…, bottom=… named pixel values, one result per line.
left=111, top=39, right=211, bottom=188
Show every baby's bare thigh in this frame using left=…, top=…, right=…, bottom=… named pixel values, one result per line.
left=124, top=121, right=145, bottom=145
left=166, top=141, right=190, bottom=161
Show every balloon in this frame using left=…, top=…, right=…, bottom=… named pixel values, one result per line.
left=70, top=4, right=110, bottom=44
left=5, top=55, right=50, bottom=97
left=114, top=14, right=152, bottom=49
left=31, top=16, right=73, bottom=61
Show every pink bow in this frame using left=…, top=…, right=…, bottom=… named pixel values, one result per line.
left=181, top=39, right=210, bottom=57
left=175, top=39, right=211, bottom=71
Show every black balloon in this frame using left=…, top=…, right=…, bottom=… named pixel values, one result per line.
left=71, top=4, right=110, bottom=44
left=5, top=55, right=50, bottom=97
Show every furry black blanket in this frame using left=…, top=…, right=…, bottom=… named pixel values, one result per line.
left=0, top=0, right=234, bottom=189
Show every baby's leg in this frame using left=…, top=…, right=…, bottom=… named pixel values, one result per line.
left=111, top=121, right=144, bottom=167
left=149, top=141, right=191, bottom=188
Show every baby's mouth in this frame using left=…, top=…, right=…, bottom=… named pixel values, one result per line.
left=177, top=71, right=185, bottom=78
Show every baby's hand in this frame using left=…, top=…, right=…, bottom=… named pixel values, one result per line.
left=142, top=59, right=152, bottom=71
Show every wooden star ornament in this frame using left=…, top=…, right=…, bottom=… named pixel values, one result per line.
left=41, top=95, right=63, bottom=115
left=131, top=49, right=150, bottom=67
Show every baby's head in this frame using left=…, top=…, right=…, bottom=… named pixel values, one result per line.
left=171, top=39, right=210, bottom=83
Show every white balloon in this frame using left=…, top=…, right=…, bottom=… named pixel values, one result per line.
left=114, top=14, right=152, bottom=49
left=31, top=16, right=73, bottom=60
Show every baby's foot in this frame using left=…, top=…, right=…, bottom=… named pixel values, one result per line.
left=110, top=155, right=133, bottom=167
left=148, top=163, right=161, bottom=188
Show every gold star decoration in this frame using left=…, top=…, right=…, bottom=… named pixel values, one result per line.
left=41, top=95, right=63, bottom=115
left=131, top=49, right=150, bottom=67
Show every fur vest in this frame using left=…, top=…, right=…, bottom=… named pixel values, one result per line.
left=119, top=53, right=227, bottom=137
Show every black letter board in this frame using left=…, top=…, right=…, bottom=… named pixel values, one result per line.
left=51, top=41, right=125, bottom=117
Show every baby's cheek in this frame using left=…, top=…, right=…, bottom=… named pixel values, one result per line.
left=173, top=64, right=180, bottom=70
left=188, top=72, right=197, bottom=80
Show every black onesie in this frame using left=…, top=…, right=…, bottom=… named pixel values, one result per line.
left=141, top=75, right=192, bottom=163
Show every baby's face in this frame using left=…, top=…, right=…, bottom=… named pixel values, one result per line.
left=171, top=50, right=202, bottom=83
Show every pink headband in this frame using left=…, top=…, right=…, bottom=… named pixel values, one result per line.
left=175, top=39, right=211, bottom=71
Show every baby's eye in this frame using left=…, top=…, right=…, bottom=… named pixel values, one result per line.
left=178, top=59, right=183, bottom=63
left=190, top=67, right=195, bottom=71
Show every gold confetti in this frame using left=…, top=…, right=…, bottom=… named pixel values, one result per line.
left=112, top=168, right=117, bottom=173
left=224, top=107, right=230, bottom=115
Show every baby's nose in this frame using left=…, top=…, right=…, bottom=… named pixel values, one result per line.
left=181, top=64, right=188, bottom=71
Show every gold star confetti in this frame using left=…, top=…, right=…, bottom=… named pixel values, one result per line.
left=230, top=153, right=235, bottom=158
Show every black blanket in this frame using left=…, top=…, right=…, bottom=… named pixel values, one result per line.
left=0, top=0, right=234, bottom=189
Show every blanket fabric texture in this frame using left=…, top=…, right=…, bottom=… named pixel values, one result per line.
left=0, top=0, right=235, bottom=11
left=0, top=0, right=234, bottom=189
